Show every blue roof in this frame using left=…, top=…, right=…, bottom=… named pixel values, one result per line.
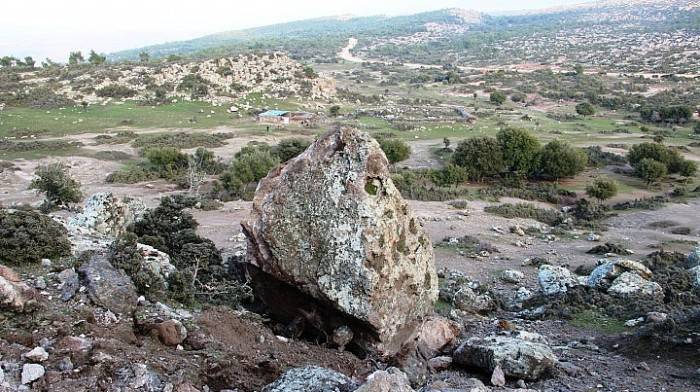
left=259, top=110, right=290, bottom=117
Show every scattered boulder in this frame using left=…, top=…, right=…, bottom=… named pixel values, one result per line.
left=68, top=192, right=144, bottom=237
left=242, top=127, right=438, bottom=356
left=502, top=270, right=524, bottom=284
left=607, top=272, right=664, bottom=301
left=688, top=266, right=700, bottom=288
left=21, top=364, right=45, bottom=384
left=415, top=316, right=461, bottom=358
left=23, top=347, right=49, bottom=362
left=58, top=267, right=80, bottom=301
left=453, top=333, right=557, bottom=380
left=439, top=269, right=496, bottom=314
left=154, top=319, right=188, bottom=347
left=587, top=259, right=652, bottom=289
left=137, top=243, right=176, bottom=280
left=356, top=369, right=414, bottom=392
left=0, top=264, right=38, bottom=312
left=78, top=252, right=138, bottom=315
left=538, top=265, right=578, bottom=296
left=262, top=366, right=358, bottom=392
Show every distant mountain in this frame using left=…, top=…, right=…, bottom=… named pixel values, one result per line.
left=109, top=9, right=482, bottom=62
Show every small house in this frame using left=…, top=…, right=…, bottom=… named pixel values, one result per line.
left=257, top=110, right=317, bottom=127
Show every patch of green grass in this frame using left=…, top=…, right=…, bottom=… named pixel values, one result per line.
left=570, top=309, right=627, bottom=334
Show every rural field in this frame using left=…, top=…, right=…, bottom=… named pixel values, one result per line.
left=1, top=1, right=700, bottom=391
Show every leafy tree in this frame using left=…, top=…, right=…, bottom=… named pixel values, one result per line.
left=29, top=162, right=83, bottom=207
left=302, top=65, right=317, bottom=78
left=452, top=137, right=504, bottom=181
left=490, top=91, right=506, bottom=106
left=496, top=127, right=541, bottom=175
left=145, top=147, right=189, bottom=174
left=443, top=137, right=451, bottom=150
left=635, top=158, right=667, bottom=185
left=0, top=56, right=14, bottom=67
left=68, top=51, right=84, bottom=65
left=674, top=159, right=698, bottom=177
left=23, top=56, right=35, bottom=68
left=586, top=178, right=618, bottom=201
left=627, top=143, right=670, bottom=167
left=88, top=50, right=106, bottom=65
left=537, top=140, right=588, bottom=180
left=139, top=51, right=150, bottom=63
left=378, top=139, right=411, bottom=164
left=575, top=102, right=595, bottom=116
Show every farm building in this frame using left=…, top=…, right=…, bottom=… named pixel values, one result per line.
left=257, top=110, right=317, bottom=126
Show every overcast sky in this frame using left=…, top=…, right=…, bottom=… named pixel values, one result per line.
left=0, top=0, right=593, bottom=61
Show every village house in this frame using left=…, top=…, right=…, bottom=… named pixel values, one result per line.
left=257, top=110, right=317, bottom=127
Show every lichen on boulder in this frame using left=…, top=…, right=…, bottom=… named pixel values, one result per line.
left=242, top=127, right=438, bottom=356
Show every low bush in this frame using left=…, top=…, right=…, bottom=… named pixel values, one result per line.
left=484, top=203, right=561, bottom=226
left=29, top=162, right=82, bottom=207
left=95, top=85, right=137, bottom=99
left=132, top=132, right=231, bottom=149
left=0, top=208, right=72, bottom=265
left=378, top=138, right=411, bottom=164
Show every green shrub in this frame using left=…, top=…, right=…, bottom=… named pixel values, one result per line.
left=586, top=178, right=618, bottom=201
left=585, top=146, right=627, bottom=167
left=132, top=132, right=230, bottom=149
left=29, top=162, right=82, bottom=207
left=537, top=140, right=588, bottom=180
left=432, top=164, right=469, bottom=186
left=496, top=127, right=541, bottom=175
left=635, top=158, right=668, bottom=184
left=106, top=165, right=161, bottom=184
left=452, top=137, right=504, bottom=181
left=95, top=85, right=137, bottom=99
left=0, top=209, right=72, bottom=265
left=575, top=102, right=596, bottom=116
left=109, top=233, right=165, bottom=299
left=490, top=91, right=506, bottom=105
left=628, top=143, right=671, bottom=167
left=484, top=203, right=561, bottom=226
left=378, top=138, right=411, bottom=164
left=221, top=148, right=279, bottom=198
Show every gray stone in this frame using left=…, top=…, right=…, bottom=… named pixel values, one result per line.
left=262, top=366, right=358, bottom=392
left=491, top=365, right=506, bottom=387
left=356, top=368, right=414, bottom=392
left=58, top=268, right=80, bottom=301
left=243, top=127, right=438, bottom=356
left=21, top=364, right=45, bottom=384
left=78, top=253, right=138, bottom=315
left=454, top=333, right=558, bottom=380
left=689, top=246, right=700, bottom=268
left=688, top=266, right=700, bottom=288
left=538, top=265, right=577, bottom=296
left=23, top=347, right=49, bottom=362
left=502, top=270, right=524, bottom=284
left=68, top=192, right=143, bottom=237
left=607, top=272, right=663, bottom=301
left=588, top=259, right=653, bottom=289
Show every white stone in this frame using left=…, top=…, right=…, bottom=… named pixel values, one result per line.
left=538, top=265, right=578, bottom=296
left=23, top=346, right=49, bottom=362
left=21, top=364, right=45, bottom=384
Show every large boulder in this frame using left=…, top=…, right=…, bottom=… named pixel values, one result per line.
left=78, top=253, right=138, bottom=315
left=587, top=259, right=652, bottom=289
left=453, top=333, right=557, bottom=381
left=242, top=127, right=438, bottom=356
left=355, top=369, right=414, bottom=392
left=68, top=192, right=144, bottom=237
left=538, top=265, right=578, bottom=296
left=0, top=265, right=38, bottom=312
left=262, top=366, right=358, bottom=392
left=607, top=272, right=664, bottom=301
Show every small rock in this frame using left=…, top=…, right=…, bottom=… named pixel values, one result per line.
left=608, top=272, right=663, bottom=301
left=502, top=270, right=524, bottom=284
left=491, top=365, right=506, bottom=387
left=58, top=268, right=79, bottom=301
left=517, top=379, right=527, bottom=388
left=355, top=368, right=413, bottom=392
left=23, top=346, right=49, bottom=362
left=41, top=259, right=52, bottom=268
left=428, top=356, right=453, bottom=371
left=646, top=312, right=668, bottom=323
left=21, top=364, right=45, bottom=384
left=34, top=277, right=47, bottom=290
left=625, top=317, right=644, bottom=327
left=156, top=319, right=188, bottom=347
left=262, top=366, right=358, bottom=392
left=57, top=357, right=74, bottom=372
left=538, top=265, right=577, bottom=296
left=331, top=325, right=354, bottom=351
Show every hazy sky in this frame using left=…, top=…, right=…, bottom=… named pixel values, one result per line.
left=0, top=0, right=593, bottom=61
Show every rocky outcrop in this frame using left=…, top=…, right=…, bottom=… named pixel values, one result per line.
left=242, top=127, right=438, bottom=357
left=68, top=192, right=144, bottom=237
left=262, top=366, right=358, bottom=392
left=453, top=332, right=557, bottom=381
left=607, top=272, right=663, bottom=301
left=587, top=259, right=652, bottom=289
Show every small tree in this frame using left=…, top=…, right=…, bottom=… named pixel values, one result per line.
left=23, top=56, right=35, bottom=68
left=29, top=162, right=82, bottom=207
left=635, top=158, right=667, bottom=185
left=88, top=50, right=106, bottom=65
left=452, top=137, right=504, bottom=181
left=496, top=127, right=541, bottom=175
left=329, top=105, right=341, bottom=117
left=68, top=51, right=84, bottom=65
left=378, top=139, right=411, bottom=164
left=139, top=51, right=150, bottom=63
left=576, top=102, right=595, bottom=116
left=490, top=91, right=506, bottom=106
left=538, top=140, right=588, bottom=180
left=586, top=178, right=618, bottom=202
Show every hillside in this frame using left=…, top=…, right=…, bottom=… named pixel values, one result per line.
left=109, top=9, right=482, bottom=62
